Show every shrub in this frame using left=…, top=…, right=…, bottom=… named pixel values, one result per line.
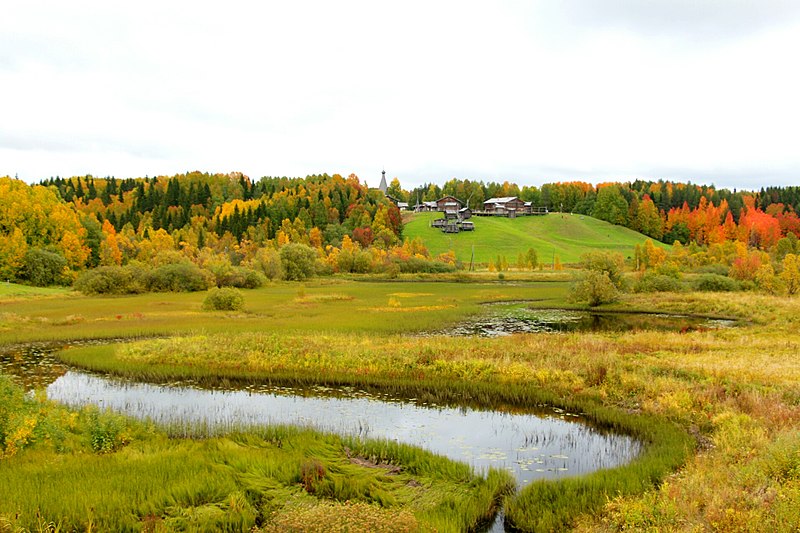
left=384, top=262, right=401, bottom=279
left=20, top=248, right=69, bottom=286
left=692, top=273, right=740, bottom=292
left=693, top=263, right=729, bottom=276
left=395, top=257, right=456, bottom=274
left=569, top=270, right=620, bottom=306
left=218, top=267, right=265, bottom=289
left=655, top=262, right=682, bottom=279
left=86, top=408, right=130, bottom=454
left=146, top=263, right=212, bottom=292
left=352, top=250, right=373, bottom=274
left=246, top=247, right=284, bottom=280
left=280, top=243, right=317, bottom=281
left=580, top=251, right=626, bottom=289
left=202, top=287, right=245, bottom=311
left=74, top=265, right=147, bottom=294
left=634, top=273, right=684, bottom=293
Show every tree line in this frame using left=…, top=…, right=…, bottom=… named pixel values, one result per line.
left=3, top=171, right=800, bottom=289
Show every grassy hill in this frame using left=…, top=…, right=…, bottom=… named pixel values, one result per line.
left=403, top=212, right=667, bottom=265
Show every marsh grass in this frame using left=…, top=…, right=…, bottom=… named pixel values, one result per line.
left=0, top=280, right=570, bottom=346
left=59, top=332, right=695, bottom=531
left=0, top=376, right=512, bottom=532
left=4, top=282, right=800, bottom=531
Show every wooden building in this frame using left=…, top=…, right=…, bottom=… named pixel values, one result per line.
left=414, top=201, right=438, bottom=212
left=435, top=196, right=463, bottom=211
left=482, top=197, right=526, bottom=216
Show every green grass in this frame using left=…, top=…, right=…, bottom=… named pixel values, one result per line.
left=57, top=328, right=693, bottom=533
left=403, top=212, right=668, bottom=264
left=5, top=281, right=799, bottom=531
left=0, top=282, right=72, bottom=299
left=0, top=375, right=513, bottom=532
left=0, top=279, right=570, bottom=345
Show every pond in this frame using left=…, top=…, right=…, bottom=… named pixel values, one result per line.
left=2, top=343, right=643, bottom=531
left=442, top=303, right=737, bottom=337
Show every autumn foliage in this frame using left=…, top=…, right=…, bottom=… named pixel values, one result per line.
left=3, top=173, right=800, bottom=290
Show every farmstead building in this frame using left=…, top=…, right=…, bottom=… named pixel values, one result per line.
left=482, top=197, right=526, bottom=217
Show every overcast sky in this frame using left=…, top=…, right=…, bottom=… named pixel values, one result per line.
left=3, top=0, right=800, bottom=191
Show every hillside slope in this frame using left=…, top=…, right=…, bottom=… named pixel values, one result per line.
left=403, top=212, right=667, bottom=265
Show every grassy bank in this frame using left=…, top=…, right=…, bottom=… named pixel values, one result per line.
left=0, top=374, right=512, bottom=532
left=58, top=334, right=695, bottom=531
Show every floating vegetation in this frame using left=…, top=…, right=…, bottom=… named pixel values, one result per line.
left=436, top=303, right=738, bottom=337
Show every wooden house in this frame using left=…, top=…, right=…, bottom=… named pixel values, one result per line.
left=435, top=196, right=463, bottom=212
left=483, top=197, right=526, bottom=217
left=414, top=201, right=438, bottom=212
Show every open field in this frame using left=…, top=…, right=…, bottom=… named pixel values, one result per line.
left=2, top=281, right=800, bottom=531
left=403, top=212, right=668, bottom=265
left=0, top=279, right=569, bottom=345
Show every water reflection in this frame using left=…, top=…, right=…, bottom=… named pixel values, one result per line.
left=45, top=371, right=641, bottom=486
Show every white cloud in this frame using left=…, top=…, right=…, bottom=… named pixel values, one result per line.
left=1, top=0, right=799, bottom=190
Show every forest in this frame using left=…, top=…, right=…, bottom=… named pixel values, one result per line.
left=1, top=172, right=800, bottom=293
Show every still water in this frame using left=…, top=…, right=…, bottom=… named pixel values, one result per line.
left=3, top=340, right=643, bottom=531
left=45, top=370, right=641, bottom=487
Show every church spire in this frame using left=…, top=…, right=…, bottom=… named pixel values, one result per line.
left=378, top=169, right=388, bottom=194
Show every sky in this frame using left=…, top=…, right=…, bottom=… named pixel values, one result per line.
left=2, top=0, right=800, bottom=191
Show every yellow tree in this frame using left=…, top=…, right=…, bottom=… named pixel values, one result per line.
left=58, top=230, right=90, bottom=270
left=309, top=227, right=323, bottom=249
left=100, top=220, right=123, bottom=266
left=781, top=254, right=800, bottom=295
left=643, top=239, right=667, bottom=270
left=0, top=177, right=87, bottom=269
left=0, top=228, right=28, bottom=279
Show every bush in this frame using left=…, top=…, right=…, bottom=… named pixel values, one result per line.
left=202, top=287, right=245, bottom=311
left=218, top=267, right=265, bottom=289
left=395, top=258, right=456, bottom=274
left=352, top=250, right=373, bottom=274
left=280, top=243, right=317, bottom=281
left=634, top=273, right=684, bottom=293
left=580, top=251, right=626, bottom=289
left=20, top=248, right=69, bottom=286
left=693, top=263, right=729, bottom=276
left=74, top=265, right=147, bottom=294
left=692, top=273, right=740, bottom=292
left=569, top=271, right=620, bottom=306
left=146, top=263, right=212, bottom=292
left=247, top=247, right=284, bottom=280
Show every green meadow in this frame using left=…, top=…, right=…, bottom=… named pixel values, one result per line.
left=403, top=212, right=668, bottom=264
left=2, top=280, right=799, bottom=531
left=0, top=279, right=569, bottom=345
